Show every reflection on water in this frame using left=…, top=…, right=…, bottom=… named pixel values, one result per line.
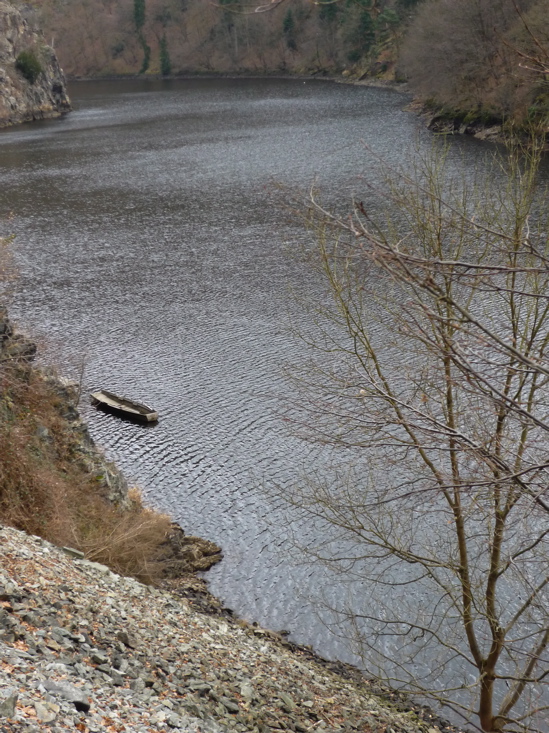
left=0, top=78, right=496, bottom=672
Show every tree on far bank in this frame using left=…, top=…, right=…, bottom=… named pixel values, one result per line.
left=160, top=35, right=172, bottom=75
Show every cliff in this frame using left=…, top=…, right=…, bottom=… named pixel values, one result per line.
left=0, top=0, right=70, bottom=127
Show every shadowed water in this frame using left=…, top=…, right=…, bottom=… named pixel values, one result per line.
left=0, top=78, right=496, bottom=672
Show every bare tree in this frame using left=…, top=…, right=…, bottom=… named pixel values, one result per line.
left=282, top=139, right=549, bottom=732
left=507, top=0, right=549, bottom=79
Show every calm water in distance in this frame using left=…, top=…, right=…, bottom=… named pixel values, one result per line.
left=0, top=78, right=495, bottom=669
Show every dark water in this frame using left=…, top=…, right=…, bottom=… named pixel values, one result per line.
left=0, top=78, right=490, bottom=667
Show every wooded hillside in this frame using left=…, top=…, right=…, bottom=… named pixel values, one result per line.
left=24, top=0, right=413, bottom=79
left=400, top=0, right=549, bottom=124
left=17, top=0, right=549, bottom=126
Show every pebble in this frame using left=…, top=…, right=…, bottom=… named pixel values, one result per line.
left=0, top=524, right=454, bottom=733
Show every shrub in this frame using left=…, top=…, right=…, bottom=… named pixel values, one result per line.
left=75, top=490, right=172, bottom=584
left=112, top=42, right=125, bottom=58
left=15, top=50, right=43, bottom=84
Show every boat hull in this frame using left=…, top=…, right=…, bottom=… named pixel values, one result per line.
left=90, top=390, right=159, bottom=423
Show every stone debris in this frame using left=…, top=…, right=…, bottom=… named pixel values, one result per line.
left=0, top=525, right=454, bottom=733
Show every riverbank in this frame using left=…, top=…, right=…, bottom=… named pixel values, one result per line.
left=0, top=524, right=464, bottom=733
left=0, top=311, right=466, bottom=733
left=0, top=306, right=222, bottom=584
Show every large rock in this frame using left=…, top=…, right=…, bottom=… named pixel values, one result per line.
left=0, top=307, right=36, bottom=363
left=0, top=1, right=70, bottom=127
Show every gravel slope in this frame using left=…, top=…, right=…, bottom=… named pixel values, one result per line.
left=0, top=524, right=457, bottom=733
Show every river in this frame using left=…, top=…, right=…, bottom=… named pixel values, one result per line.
left=0, top=77, right=494, bottom=677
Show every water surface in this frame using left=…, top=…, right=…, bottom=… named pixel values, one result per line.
left=0, top=78, right=491, bottom=670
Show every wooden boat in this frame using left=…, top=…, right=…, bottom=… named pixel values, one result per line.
left=90, top=389, right=159, bottom=423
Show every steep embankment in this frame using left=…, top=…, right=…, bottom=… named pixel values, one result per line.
left=0, top=524, right=456, bottom=733
left=21, top=0, right=548, bottom=129
left=0, top=0, right=70, bottom=127
left=400, top=0, right=549, bottom=129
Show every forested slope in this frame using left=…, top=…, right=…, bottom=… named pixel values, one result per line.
left=23, top=0, right=414, bottom=79
left=400, top=0, right=549, bottom=125
left=14, top=0, right=549, bottom=130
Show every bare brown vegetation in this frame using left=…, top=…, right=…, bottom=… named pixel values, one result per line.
left=75, top=488, right=174, bottom=584
left=400, top=0, right=549, bottom=123
left=18, top=0, right=546, bottom=126
left=0, top=362, right=172, bottom=584
left=25, top=0, right=407, bottom=78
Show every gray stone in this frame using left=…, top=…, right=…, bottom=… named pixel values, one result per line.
left=110, top=669, right=125, bottom=686
left=42, top=680, right=91, bottom=713
left=189, top=681, right=212, bottom=695
left=167, top=712, right=184, bottom=728
left=77, top=560, right=111, bottom=573
left=0, top=688, right=18, bottom=718
left=34, top=700, right=59, bottom=723
left=91, top=651, right=109, bottom=665
left=130, top=678, right=146, bottom=693
left=240, top=682, right=254, bottom=702
left=279, top=692, right=296, bottom=711
left=220, top=697, right=240, bottom=714
left=117, top=630, right=136, bottom=648
left=179, top=700, right=206, bottom=719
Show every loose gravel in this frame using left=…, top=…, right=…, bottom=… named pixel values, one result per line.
left=0, top=525, right=451, bottom=733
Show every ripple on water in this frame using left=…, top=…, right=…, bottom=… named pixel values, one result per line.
left=2, top=78, right=506, bottom=678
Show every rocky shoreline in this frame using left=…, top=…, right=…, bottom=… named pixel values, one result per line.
left=404, top=100, right=506, bottom=144
left=0, top=525, right=463, bottom=733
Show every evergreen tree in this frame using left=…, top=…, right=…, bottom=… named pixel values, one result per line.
left=283, top=9, right=297, bottom=51
left=134, top=0, right=145, bottom=30
left=139, top=36, right=151, bottom=73
left=160, top=35, right=172, bottom=76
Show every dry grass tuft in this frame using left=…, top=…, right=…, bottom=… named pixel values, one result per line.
left=0, top=363, right=172, bottom=584
left=74, top=489, right=172, bottom=584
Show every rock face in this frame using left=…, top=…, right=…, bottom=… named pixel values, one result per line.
left=0, top=1, right=70, bottom=127
left=0, top=304, right=37, bottom=362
